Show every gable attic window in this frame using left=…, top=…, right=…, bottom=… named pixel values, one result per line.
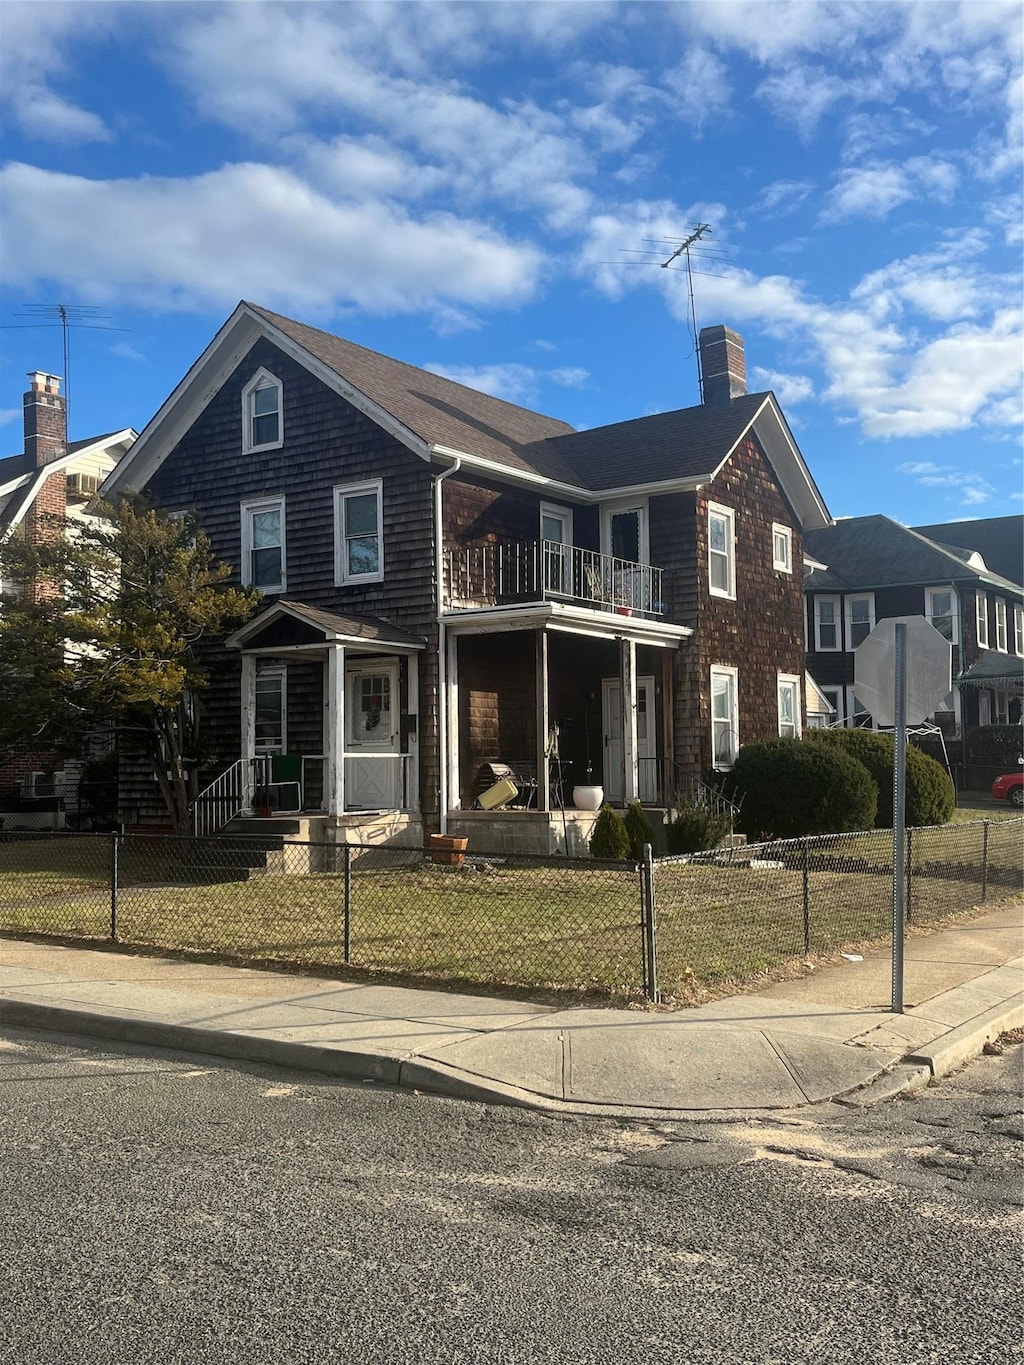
left=242, top=368, right=283, bottom=454
left=707, top=502, right=736, bottom=600
left=772, top=523, right=793, bottom=573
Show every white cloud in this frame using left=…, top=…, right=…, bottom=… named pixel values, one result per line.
left=423, top=361, right=587, bottom=404
left=0, top=161, right=543, bottom=316
left=661, top=47, right=732, bottom=131
left=750, top=180, right=815, bottom=217
left=822, top=155, right=962, bottom=223
left=756, top=66, right=850, bottom=140
left=0, top=408, right=21, bottom=428
left=749, top=367, right=814, bottom=406
left=0, top=2, right=115, bottom=144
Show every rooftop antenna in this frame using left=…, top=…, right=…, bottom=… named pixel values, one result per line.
left=4, top=304, right=127, bottom=435
left=606, top=223, right=725, bottom=397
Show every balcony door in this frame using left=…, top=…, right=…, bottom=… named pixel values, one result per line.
left=540, top=503, right=573, bottom=597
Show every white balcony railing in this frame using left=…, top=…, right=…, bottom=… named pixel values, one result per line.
left=446, top=540, right=666, bottom=616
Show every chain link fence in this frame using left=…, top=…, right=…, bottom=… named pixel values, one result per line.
left=1, top=819, right=1020, bottom=1005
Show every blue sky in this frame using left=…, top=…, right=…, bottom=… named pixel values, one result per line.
left=1, top=0, right=1021, bottom=524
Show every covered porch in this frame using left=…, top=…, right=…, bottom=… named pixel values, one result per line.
left=442, top=601, right=692, bottom=854
left=205, top=601, right=427, bottom=846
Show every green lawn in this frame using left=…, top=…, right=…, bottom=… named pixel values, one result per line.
left=2, top=825, right=1020, bottom=1004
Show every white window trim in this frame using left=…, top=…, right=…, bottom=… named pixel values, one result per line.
left=814, top=594, right=841, bottom=652
left=820, top=687, right=843, bottom=728
left=600, top=498, right=650, bottom=565
left=777, top=673, right=802, bottom=739
left=540, top=501, right=573, bottom=545
left=241, top=367, right=284, bottom=455
left=772, top=522, right=793, bottom=574
left=254, top=663, right=287, bottom=755
left=241, top=495, right=286, bottom=593
left=707, top=501, right=736, bottom=601
left=845, top=592, right=875, bottom=650
left=334, top=478, right=384, bottom=585
left=976, top=591, right=989, bottom=649
left=994, top=598, right=1008, bottom=652
left=925, top=585, right=958, bottom=645
left=1014, top=604, right=1023, bottom=657
left=710, top=664, right=739, bottom=770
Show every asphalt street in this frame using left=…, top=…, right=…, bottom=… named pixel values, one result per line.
left=1, top=1026, right=1021, bottom=1365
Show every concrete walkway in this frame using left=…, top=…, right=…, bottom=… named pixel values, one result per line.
left=1, top=901, right=1021, bottom=1117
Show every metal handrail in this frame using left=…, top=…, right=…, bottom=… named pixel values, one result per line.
left=446, top=539, right=666, bottom=616
left=189, top=756, right=270, bottom=836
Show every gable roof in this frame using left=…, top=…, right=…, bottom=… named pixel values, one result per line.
left=910, top=516, right=1023, bottom=587
left=0, top=428, right=136, bottom=539
left=805, top=515, right=1024, bottom=596
left=225, top=600, right=426, bottom=653
left=104, top=301, right=831, bottom=526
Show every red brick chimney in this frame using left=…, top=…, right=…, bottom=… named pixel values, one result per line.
left=22, top=371, right=67, bottom=559
left=699, top=326, right=747, bottom=407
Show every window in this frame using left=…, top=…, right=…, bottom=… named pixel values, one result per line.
left=254, top=665, right=285, bottom=753
left=241, top=496, right=285, bottom=592
left=845, top=594, right=875, bottom=649
left=814, top=595, right=840, bottom=651
left=845, top=686, right=875, bottom=729
left=1014, top=604, right=1023, bottom=656
left=710, top=666, right=738, bottom=769
left=975, top=591, right=989, bottom=648
left=335, top=480, right=383, bottom=584
left=995, top=598, right=1008, bottom=652
left=708, top=502, right=736, bottom=599
left=820, top=687, right=843, bottom=727
left=772, top=523, right=793, bottom=573
left=926, top=587, right=956, bottom=642
left=241, top=368, right=283, bottom=454
left=777, top=674, right=801, bottom=739
left=541, top=503, right=573, bottom=596
left=993, top=689, right=1010, bottom=725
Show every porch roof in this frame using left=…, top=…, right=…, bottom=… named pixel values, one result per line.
left=958, top=650, right=1024, bottom=689
left=443, top=600, right=692, bottom=647
left=226, top=600, right=427, bottom=654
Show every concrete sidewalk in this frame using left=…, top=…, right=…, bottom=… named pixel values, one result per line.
left=1, top=901, right=1021, bottom=1117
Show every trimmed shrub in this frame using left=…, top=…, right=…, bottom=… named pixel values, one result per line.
left=665, top=798, right=732, bottom=855
left=623, top=800, right=656, bottom=859
left=589, top=804, right=631, bottom=860
left=732, top=737, right=877, bottom=839
left=807, top=728, right=954, bottom=827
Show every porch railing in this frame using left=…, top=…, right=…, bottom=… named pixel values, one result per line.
left=446, top=540, right=666, bottom=616
left=637, top=758, right=740, bottom=828
left=190, top=756, right=270, bottom=837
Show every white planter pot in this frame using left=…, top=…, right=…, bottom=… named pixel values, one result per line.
left=572, top=784, right=604, bottom=811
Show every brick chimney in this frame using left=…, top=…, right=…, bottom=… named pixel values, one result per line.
left=22, top=371, right=67, bottom=559
left=699, top=326, right=747, bottom=407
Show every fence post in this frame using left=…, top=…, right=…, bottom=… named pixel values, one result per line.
left=110, top=830, right=119, bottom=942
left=905, top=827, right=913, bottom=926
left=981, top=821, right=989, bottom=902
left=343, top=843, right=352, bottom=964
left=801, top=839, right=810, bottom=954
left=642, top=843, right=658, bottom=1003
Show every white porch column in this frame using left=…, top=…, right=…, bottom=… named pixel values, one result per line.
left=325, top=644, right=346, bottom=817
left=406, top=653, right=420, bottom=812
left=620, top=635, right=639, bottom=805
left=446, top=630, right=460, bottom=812
left=536, top=629, right=551, bottom=810
left=241, top=654, right=257, bottom=811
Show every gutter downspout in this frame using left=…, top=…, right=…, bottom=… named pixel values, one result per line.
left=434, top=456, right=461, bottom=835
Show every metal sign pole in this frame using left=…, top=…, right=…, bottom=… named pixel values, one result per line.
left=892, top=622, right=907, bottom=1014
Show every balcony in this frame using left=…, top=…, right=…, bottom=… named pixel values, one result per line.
left=445, top=539, right=667, bottom=617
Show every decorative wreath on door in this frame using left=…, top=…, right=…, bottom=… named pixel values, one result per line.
left=364, top=694, right=382, bottom=732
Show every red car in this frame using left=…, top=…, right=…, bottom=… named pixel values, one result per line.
left=991, top=771, right=1024, bottom=807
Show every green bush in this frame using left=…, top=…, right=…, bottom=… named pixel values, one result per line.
left=807, top=728, right=954, bottom=827
left=589, top=804, right=631, bottom=860
left=665, top=798, right=732, bottom=854
left=623, top=800, right=656, bottom=859
left=732, top=737, right=877, bottom=839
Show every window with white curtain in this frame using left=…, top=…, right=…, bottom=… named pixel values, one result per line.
left=777, top=674, right=801, bottom=738
left=710, top=666, right=739, bottom=769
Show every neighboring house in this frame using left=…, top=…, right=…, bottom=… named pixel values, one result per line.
left=803, top=515, right=1024, bottom=736
left=0, top=371, right=136, bottom=818
left=102, top=304, right=830, bottom=852
left=911, top=516, right=1023, bottom=588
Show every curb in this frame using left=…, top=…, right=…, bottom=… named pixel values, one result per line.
left=904, top=996, right=1024, bottom=1082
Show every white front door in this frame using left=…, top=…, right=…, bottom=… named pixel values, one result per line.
left=602, top=675, right=657, bottom=803
left=345, top=664, right=400, bottom=809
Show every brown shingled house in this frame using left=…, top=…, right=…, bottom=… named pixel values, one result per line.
left=104, top=304, right=831, bottom=852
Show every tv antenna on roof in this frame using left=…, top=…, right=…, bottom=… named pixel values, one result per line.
left=605, top=223, right=730, bottom=396
left=4, top=303, right=128, bottom=434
